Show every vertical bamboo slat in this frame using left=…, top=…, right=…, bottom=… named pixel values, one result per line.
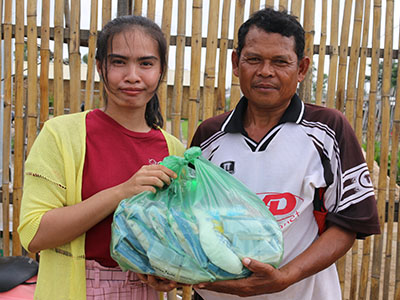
left=279, top=0, right=288, bottom=11
left=99, top=0, right=112, bottom=108
left=326, top=0, right=339, bottom=109
left=315, top=0, right=327, bottom=106
left=26, top=0, right=39, bottom=157
left=147, top=0, right=156, bottom=20
left=395, top=23, right=400, bottom=300
left=345, top=0, right=363, bottom=127
left=345, top=1, right=364, bottom=297
left=250, top=0, right=260, bottom=14
left=26, top=2, right=39, bottom=251
left=69, top=0, right=81, bottom=113
left=229, top=0, right=245, bottom=110
left=371, top=0, right=392, bottom=298
left=354, top=1, right=372, bottom=299
left=380, top=3, right=394, bottom=300
left=335, top=0, right=353, bottom=113
left=361, top=2, right=382, bottom=299
left=134, top=0, right=143, bottom=16
left=40, top=0, right=50, bottom=128
left=84, top=0, right=98, bottom=110
left=203, top=0, right=219, bottom=120
left=298, top=0, right=314, bottom=103
left=171, top=0, right=186, bottom=139
left=187, top=0, right=202, bottom=146
left=54, top=0, right=65, bottom=116
left=290, top=0, right=302, bottom=18
left=1, top=0, right=12, bottom=257
left=216, top=0, right=231, bottom=116
left=265, top=0, right=274, bottom=8
left=159, top=0, right=173, bottom=129
left=12, top=0, right=25, bottom=256
left=355, top=0, right=371, bottom=141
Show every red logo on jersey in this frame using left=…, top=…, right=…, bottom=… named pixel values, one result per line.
left=259, top=192, right=303, bottom=229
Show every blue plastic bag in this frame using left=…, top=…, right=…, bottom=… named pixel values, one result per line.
left=111, top=147, right=283, bottom=284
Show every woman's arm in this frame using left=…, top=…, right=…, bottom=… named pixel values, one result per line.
left=28, top=164, right=177, bottom=253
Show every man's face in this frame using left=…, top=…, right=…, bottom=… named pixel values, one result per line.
left=232, top=27, right=309, bottom=112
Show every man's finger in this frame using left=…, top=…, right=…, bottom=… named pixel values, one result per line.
left=242, top=257, right=276, bottom=274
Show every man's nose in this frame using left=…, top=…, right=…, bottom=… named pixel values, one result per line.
left=257, top=61, right=274, bottom=77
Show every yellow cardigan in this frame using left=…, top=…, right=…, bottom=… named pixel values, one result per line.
left=18, top=111, right=185, bottom=300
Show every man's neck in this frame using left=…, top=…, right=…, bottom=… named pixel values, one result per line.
left=243, top=102, right=289, bottom=142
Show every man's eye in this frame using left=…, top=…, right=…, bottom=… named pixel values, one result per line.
left=245, top=57, right=261, bottom=64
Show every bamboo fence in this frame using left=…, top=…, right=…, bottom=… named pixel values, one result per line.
left=0, top=0, right=399, bottom=299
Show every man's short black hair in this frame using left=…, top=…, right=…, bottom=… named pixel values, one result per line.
left=236, top=8, right=305, bottom=61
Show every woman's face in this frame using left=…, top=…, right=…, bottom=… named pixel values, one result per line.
left=99, top=29, right=162, bottom=113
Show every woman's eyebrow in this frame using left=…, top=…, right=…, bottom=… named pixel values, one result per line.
left=108, top=53, right=127, bottom=59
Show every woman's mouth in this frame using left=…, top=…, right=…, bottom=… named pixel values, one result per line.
left=120, top=88, right=144, bottom=96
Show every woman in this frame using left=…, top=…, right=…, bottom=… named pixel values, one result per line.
left=18, top=15, right=184, bottom=300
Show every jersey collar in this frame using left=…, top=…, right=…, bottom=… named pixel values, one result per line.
left=221, top=93, right=305, bottom=134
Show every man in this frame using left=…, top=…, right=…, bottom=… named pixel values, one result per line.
left=190, top=8, right=380, bottom=300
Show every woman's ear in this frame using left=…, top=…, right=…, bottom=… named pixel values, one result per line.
left=96, top=61, right=103, bottom=80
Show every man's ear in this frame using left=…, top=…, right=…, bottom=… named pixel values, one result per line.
left=232, top=50, right=240, bottom=77
left=297, top=56, right=310, bottom=83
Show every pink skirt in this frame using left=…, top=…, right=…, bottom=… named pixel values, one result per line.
left=85, top=260, right=159, bottom=300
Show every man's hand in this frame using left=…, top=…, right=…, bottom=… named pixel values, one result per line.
left=137, top=273, right=188, bottom=292
left=194, top=258, right=290, bottom=297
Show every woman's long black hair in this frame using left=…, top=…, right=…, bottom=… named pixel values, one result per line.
left=96, top=15, right=166, bottom=128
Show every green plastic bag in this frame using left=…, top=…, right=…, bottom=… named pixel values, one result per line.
left=111, top=147, right=283, bottom=284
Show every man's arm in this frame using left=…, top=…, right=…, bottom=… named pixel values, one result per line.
left=195, top=224, right=355, bottom=297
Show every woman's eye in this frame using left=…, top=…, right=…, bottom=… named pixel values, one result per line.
left=141, top=61, right=154, bottom=67
left=111, top=59, right=125, bottom=65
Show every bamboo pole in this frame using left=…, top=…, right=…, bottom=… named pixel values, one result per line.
left=134, top=0, right=142, bottom=16
left=216, top=0, right=231, bottom=115
left=84, top=0, right=98, bottom=110
left=335, top=1, right=353, bottom=292
left=147, top=0, right=156, bottom=20
left=335, top=0, right=353, bottom=113
left=203, top=0, right=219, bottom=120
left=159, top=0, right=173, bottom=129
left=297, top=0, right=314, bottom=103
left=344, top=3, right=364, bottom=297
left=249, top=0, right=260, bottom=14
left=54, top=0, right=65, bottom=116
left=395, top=22, right=400, bottom=300
left=265, top=0, right=274, bottom=8
left=344, top=0, right=363, bottom=128
left=40, top=0, right=50, bottom=128
left=360, top=2, right=381, bottom=299
left=12, top=0, right=25, bottom=256
left=69, top=0, right=81, bottom=113
left=182, top=286, right=192, bottom=300
left=326, top=0, right=339, bottom=109
left=26, top=0, right=40, bottom=258
left=290, top=0, right=302, bottom=18
left=171, top=0, right=186, bottom=139
left=27, top=0, right=39, bottom=156
left=370, top=0, right=392, bottom=298
left=229, top=0, right=245, bottom=110
left=187, top=0, right=202, bottom=146
left=279, top=0, right=288, bottom=11
left=99, top=0, right=112, bottom=108
left=314, top=0, right=327, bottom=106
left=380, top=3, right=394, bottom=300
left=1, top=0, right=11, bottom=257
left=355, top=0, right=371, bottom=141
left=352, top=1, right=371, bottom=298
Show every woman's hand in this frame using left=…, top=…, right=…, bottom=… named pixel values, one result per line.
left=116, top=164, right=177, bottom=199
left=137, top=273, right=182, bottom=292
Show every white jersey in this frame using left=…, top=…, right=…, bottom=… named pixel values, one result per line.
left=191, top=95, right=380, bottom=300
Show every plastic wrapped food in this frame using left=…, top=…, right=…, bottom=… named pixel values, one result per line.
left=111, top=147, right=283, bottom=284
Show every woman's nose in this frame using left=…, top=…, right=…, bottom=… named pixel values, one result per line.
left=125, top=64, right=140, bottom=82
